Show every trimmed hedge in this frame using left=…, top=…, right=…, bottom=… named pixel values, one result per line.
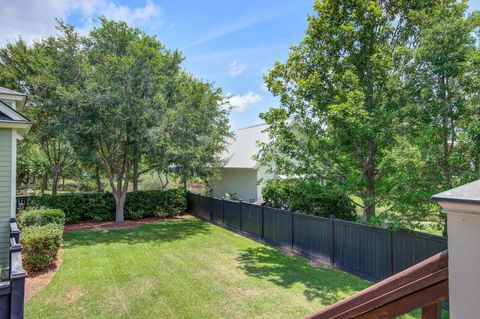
left=18, top=208, right=65, bottom=228
left=21, top=224, right=63, bottom=272
left=26, top=188, right=187, bottom=223
left=125, top=189, right=187, bottom=219
left=262, top=179, right=357, bottom=221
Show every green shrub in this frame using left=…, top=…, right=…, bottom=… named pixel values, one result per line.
left=125, top=188, right=187, bottom=219
left=18, top=209, right=65, bottom=228
left=262, top=179, right=357, bottom=221
left=21, top=224, right=63, bottom=272
left=26, top=189, right=187, bottom=223
left=28, top=192, right=114, bottom=223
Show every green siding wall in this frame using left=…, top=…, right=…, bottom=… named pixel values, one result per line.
left=0, top=129, right=12, bottom=272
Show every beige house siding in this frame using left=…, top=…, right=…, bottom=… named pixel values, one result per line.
left=256, top=165, right=275, bottom=202
left=211, top=166, right=276, bottom=202
left=0, top=129, right=12, bottom=271
left=211, top=168, right=258, bottom=202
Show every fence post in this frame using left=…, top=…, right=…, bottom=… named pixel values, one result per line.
left=238, top=199, right=243, bottom=231
left=221, top=197, right=225, bottom=224
left=291, top=211, right=294, bottom=251
left=196, top=193, right=200, bottom=216
left=210, top=197, right=213, bottom=221
left=261, top=204, right=265, bottom=241
left=10, top=218, right=19, bottom=243
left=10, top=247, right=26, bottom=319
left=9, top=220, right=26, bottom=319
left=388, top=230, right=394, bottom=276
left=329, top=215, right=335, bottom=267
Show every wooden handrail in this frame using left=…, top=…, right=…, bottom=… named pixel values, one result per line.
left=306, top=250, right=448, bottom=319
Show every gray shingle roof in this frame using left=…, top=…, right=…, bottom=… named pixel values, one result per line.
left=432, top=180, right=480, bottom=205
left=221, top=123, right=270, bottom=169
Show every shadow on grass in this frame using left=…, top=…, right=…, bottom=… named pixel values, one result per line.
left=237, top=246, right=370, bottom=305
left=64, top=219, right=211, bottom=248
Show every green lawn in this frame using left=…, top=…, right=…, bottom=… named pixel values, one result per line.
left=25, top=219, right=445, bottom=319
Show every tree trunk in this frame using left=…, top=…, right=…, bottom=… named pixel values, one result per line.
left=363, top=188, right=376, bottom=222
left=158, top=171, right=169, bottom=191
left=133, top=175, right=139, bottom=191
left=95, top=166, right=104, bottom=192
left=362, top=142, right=377, bottom=222
left=113, top=190, right=126, bottom=223
left=41, top=174, right=48, bottom=195
left=32, top=176, right=37, bottom=194
left=51, top=165, right=61, bottom=195
left=132, top=161, right=139, bottom=191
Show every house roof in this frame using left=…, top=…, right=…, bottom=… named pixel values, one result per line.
left=0, top=100, right=32, bottom=124
left=432, top=180, right=480, bottom=205
left=0, top=87, right=26, bottom=96
left=221, top=123, right=270, bottom=169
left=0, top=86, right=27, bottom=111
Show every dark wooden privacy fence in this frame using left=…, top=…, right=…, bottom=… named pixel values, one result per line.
left=187, top=192, right=448, bottom=282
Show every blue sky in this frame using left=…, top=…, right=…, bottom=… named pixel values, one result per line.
left=2, top=0, right=480, bottom=129
left=5, top=0, right=314, bottom=130
left=145, top=1, right=314, bottom=129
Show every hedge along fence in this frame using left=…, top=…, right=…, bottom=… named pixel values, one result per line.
left=187, top=192, right=447, bottom=283
left=19, top=188, right=187, bottom=224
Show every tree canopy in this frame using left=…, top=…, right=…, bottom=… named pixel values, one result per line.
left=1, top=18, right=231, bottom=222
left=260, top=0, right=480, bottom=233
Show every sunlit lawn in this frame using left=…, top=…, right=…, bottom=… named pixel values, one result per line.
left=25, top=219, right=446, bottom=318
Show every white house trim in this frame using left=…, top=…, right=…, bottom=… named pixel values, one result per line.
left=0, top=102, right=30, bottom=123
left=10, top=129, right=16, bottom=218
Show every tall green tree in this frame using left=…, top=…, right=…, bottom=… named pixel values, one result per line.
left=386, top=1, right=480, bottom=235
left=261, top=0, right=439, bottom=221
left=163, top=72, right=231, bottom=187
left=0, top=21, right=84, bottom=195
left=76, top=18, right=183, bottom=222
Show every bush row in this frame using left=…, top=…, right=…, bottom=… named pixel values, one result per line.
left=19, top=209, right=65, bottom=272
left=262, top=179, right=357, bottom=221
left=18, top=208, right=65, bottom=228
left=26, top=188, right=187, bottom=223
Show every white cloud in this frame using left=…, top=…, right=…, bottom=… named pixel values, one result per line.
left=186, top=4, right=301, bottom=48
left=229, top=60, right=247, bottom=77
left=226, top=92, right=263, bottom=112
left=0, top=0, right=162, bottom=45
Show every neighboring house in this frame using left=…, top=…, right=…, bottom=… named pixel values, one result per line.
left=211, top=123, right=275, bottom=202
left=0, top=87, right=32, bottom=275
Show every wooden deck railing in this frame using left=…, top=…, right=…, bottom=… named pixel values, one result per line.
left=305, top=250, right=448, bottom=319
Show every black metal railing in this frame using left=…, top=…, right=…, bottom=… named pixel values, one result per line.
left=0, top=219, right=27, bottom=319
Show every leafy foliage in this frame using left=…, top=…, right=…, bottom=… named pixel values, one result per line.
left=28, top=192, right=114, bottom=223
left=262, top=179, right=356, bottom=221
left=259, top=0, right=480, bottom=233
left=125, top=189, right=187, bottom=219
left=18, top=208, right=65, bottom=228
left=2, top=19, right=230, bottom=221
left=26, top=189, right=187, bottom=223
left=21, top=224, right=63, bottom=272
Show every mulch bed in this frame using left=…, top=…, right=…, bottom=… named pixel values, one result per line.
left=64, top=214, right=195, bottom=232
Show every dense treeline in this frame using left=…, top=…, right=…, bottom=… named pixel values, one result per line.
left=0, top=18, right=231, bottom=222
left=260, top=0, right=480, bottom=235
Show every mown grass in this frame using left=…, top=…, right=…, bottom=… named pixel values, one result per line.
left=25, top=219, right=447, bottom=319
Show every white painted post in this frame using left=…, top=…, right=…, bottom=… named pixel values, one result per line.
left=432, top=180, right=480, bottom=319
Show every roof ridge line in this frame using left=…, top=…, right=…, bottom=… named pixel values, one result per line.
left=236, top=122, right=268, bottom=131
